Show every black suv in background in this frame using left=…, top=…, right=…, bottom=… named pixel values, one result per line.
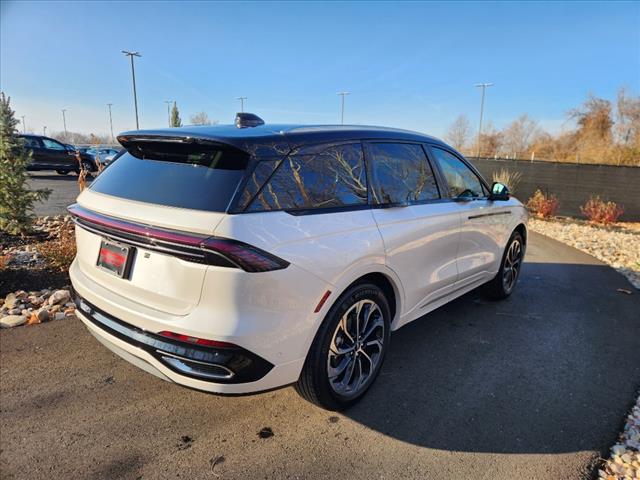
left=19, top=134, right=97, bottom=175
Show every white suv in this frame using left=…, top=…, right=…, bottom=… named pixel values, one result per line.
left=69, top=114, right=527, bottom=410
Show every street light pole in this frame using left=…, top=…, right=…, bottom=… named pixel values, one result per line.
left=43, top=126, right=47, bottom=136
left=337, top=92, right=350, bottom=125
left=236, top=97, right=247, bottom=113
left=21, top=115, right=26, bottom=133
left=107, top=103, right=115, bottom=142
left=122, top=50, right=141, bottom=129
left=164, top=100, right=173, bottom=127
left=475, top=83, right=494, bottom=159
left=61, top=109, right=68, bottom=138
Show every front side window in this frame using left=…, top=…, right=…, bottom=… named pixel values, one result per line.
left=431, top=147, right=485, bottom=199
left=41, top=138, right=66, bottom=150
left=247, top=143, right=367, bottom=212
left=367, top=143, right=439, bottom=205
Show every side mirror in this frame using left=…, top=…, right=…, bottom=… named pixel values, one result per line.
left=489, top=182, right=510, bottom=201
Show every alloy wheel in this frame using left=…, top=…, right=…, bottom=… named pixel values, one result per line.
left=327, top=299, right=385, bottom=398
left=502, top=239, right=522, bottom=293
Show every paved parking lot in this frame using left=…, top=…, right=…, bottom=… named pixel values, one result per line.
left=1, top=233, right=639, bottom=479
left=28, top=172, right=88, bottom=216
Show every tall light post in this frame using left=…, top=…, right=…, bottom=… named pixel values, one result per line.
left=475, top=82, right=494, bottom=159
left=43, top=126, right=47, bottom=136
left=61, top=109, right=68, bottom=138
left=163, top=100, right=173, bottom=127
left=21, top=115, right=26, bottom=133
left=122, top=50, right=141, bottom=129
left=236, top=96, right=247, bottom=113
left=107, top=103, right=115, bottom=142
left=337, top=91, right=350, bottom=125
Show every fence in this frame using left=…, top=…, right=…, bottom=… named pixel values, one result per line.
left=471, top=158, right=640, bottom=221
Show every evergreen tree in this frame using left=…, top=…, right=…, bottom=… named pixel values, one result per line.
left=170, top=101, right=182, bottom=127
left=0, top=92, right=51, bottom=234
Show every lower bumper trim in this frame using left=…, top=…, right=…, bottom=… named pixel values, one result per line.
left=73, top=292, right=274, bottom=384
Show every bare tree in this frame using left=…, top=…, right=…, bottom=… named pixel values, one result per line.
left=470, top=122, right=502, bottom=157
left=501, top=114, right=539, bottom=158
left=190, top=111, right=214, bottom=126
left=615, top=87, right=640, bottom=146
left=445, top=115, right=471, bottom=151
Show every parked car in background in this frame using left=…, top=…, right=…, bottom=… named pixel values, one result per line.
left=19, top=134, right=97, bottom=175
left=69, top=114, right=528, bottom=410
left=102, top=148, right=125, bottom=166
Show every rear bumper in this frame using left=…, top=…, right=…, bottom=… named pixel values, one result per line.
left=74, top=293, right=274, bottom=384
left=69, top=255, right=329, bottom=394
left=74, top=299, right=306, bottom=395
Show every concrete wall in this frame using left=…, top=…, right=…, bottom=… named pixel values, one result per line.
left=471, top=158, right=640, bottom=221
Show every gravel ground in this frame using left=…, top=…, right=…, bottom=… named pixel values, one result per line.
left=598, top=396, right=640, bottom=480
left=528, top=218, right=640, bottom=289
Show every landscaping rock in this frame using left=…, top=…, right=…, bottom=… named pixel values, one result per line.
left=4, top=293, right=18, bottom=309
left=48, top=289, right=71, bottom=306
left=599, top=395, right=640, bottom=479
left=529, top=218, right=640, bottom=289
left=0, top=315, right=27, bottom=328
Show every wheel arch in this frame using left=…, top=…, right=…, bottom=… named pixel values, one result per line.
left=327, top=267, right=403, bottom=327
left=514, top=223, right=528, bottom=249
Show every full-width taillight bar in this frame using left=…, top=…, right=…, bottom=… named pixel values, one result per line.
left=67, top=204, right=289, bottom=273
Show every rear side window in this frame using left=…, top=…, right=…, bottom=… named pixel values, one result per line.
left=90, top=142, right=250, bottom=212
left=430, top=147, right=486, bottom=198
left=367, top=143, right=440, bottom=205
left=22, top=137, right=41, bottom=148
left=246, top=143, right=367, bottom=212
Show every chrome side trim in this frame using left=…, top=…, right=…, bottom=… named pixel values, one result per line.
left=468, top=211, right=511, bottom=220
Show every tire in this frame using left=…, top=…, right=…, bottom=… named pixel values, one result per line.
left=484, top=231, right=524, bottom=300
left=56, top=170, right=69, bottom=175
left=295, top=283, right=391, bottom=410
left=82, top=160, right=95, bottom=174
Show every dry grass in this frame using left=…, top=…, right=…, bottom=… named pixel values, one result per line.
left=0, top=254, right=10, bottom=270
left=37, top=224, right=76, bottom=271
left=492, top=168, right=523, bottom=193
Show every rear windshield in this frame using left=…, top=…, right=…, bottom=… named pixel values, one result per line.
left=89, top=141, right=249, bottom=212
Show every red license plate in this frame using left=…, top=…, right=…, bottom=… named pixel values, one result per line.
left=97, top=240, right=132, bottom=278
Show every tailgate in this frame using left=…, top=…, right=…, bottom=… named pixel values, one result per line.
left=71, top=189, right=227, bottom=316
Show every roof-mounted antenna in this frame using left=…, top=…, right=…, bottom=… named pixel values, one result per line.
left=235, top=112, right=265, bottom=129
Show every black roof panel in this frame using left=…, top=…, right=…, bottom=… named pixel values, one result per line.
left=117, top=123, right=448, bottom=156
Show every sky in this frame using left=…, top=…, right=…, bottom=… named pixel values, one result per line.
left=1, top=1, right=639, bottom=139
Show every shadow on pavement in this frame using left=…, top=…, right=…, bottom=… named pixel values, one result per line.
left=347, top=260, right=640, bottom=454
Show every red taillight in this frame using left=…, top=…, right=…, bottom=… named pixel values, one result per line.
left=68, top=204, right=289, bottom=272
left=158, top=331, right=236, bottom=348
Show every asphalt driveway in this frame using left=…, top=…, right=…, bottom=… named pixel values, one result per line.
left=1, top=233, right=639, bottom=479
left=28, top=172, right=88, bottom=216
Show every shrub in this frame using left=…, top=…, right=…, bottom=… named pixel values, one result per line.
left=492, top=168, right=522, bottom=194
left=0, top=92, right=51, bottom=234
left=37, top=224, right=76, bottom=271
left=526, top=189, right=559, bottom=218
left=580, top=196, right=624, bottom=225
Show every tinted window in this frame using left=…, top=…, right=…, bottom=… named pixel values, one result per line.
left=237, top=160, right=280, bottom=210
left=22, top=137, right=41, bottom=148
left=90, top=143, right=250, bottom=212
left=431, top=147, right=485, bottom=198
left=42, top=138, right=65, bottom=150
left=247, top=143, right=367, bottom=212
left=367, top=143, right=439, bottom=205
